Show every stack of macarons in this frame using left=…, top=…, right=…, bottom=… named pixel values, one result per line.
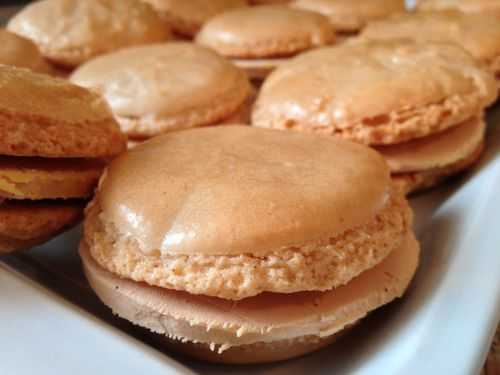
left=252, top=39, right=497, bottom=194
left=70, top=43, right=252, bottom=143
left=7, top=0, right=170, bottom=71
left=80, top=125, right=419, bottom=363
left=360, top=10, right=500, bottom=82
left=0, top=65, right=125, bottom=253
left=196, top=5, right=335, bottom=80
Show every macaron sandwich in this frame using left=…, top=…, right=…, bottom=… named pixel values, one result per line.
left=252, top=39, right=497, bottom=194
left=0, top=65, right=125, bottom=253
left=80, top=125, right=419, bottom=363
left=196, top=5, right=335, bottom=80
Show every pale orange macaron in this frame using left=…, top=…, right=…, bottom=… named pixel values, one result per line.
left=360, top=10, right=500, bottom=82
left=290, top=0, right=406, bottom=37
left=81, top=125, right=418, bottom=363
left=7, top=0, right=170, bottom=69
left=70, top=43, right=251, bottom=142
left=196, top=5, right=335, bottom=80
left=252, top=39, right=497, bottom=194
left=0, top=65, right=126, bottom=253
left=141, top=0, right=247, bottom=38
left=0, top=28, right=53, bottom=75
left=416, top=0, right=500, bottom=13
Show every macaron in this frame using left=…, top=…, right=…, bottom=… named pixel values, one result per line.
left=416, top=0, right=500, bottom=13
left=252, top=39, right=497, bottom=193
left=81, top=125, right=418, bottom=363
left=290, top=0, right=406, bottom=36
left=196, top=6, right=335, bottom=80
left=0, top=65, right=126, bottom=253
left=70, top=43, right=251, bottom=141
left=141, top=0, right=247, bottom=38
left=360, top=10, right=500, bottom=81
left=7, top=0, right=170, bottom=68
left=0, top=28, right=53, bottom=75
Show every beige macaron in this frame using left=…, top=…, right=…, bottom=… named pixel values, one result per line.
left=142, top=0, right=247, bottom=38
left=416, top=0, right=500, bottom=13
left=196, top=6, right=335, bottom=80
left=0, top=65, right=126, bottom=253
left=7, top=0, right=170, bottom=68
left=290, top=0, right=406, bottom=35
left=252, top=39, right=496, bottom=193
left=360, top=10, right=500, bottom=80
left=252, top=39, right=496, bottom=145
left=81, top=125, right=418, bottom=362
left=70, top=43, right=251, bottom=140
left=0, top=28, right=53, bottom=75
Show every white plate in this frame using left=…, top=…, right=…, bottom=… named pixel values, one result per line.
left=1, top=4, right=500, bottom=374
left=2, top=105, right=500, bottom=375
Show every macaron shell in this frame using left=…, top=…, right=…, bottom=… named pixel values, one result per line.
left=291, top=0, right=406, bottom=33
left=196, top=6, right=335, bottom=58
left=95, top=125, right=391, bottom=257
left=7, top=0, right=170, bottom=67
left=361, top=10, right=500, bottom=65
left=0, top=66, right=126, bottom=158
left=143, top=0, right=247, bottom=37
left=252, top=39, right=497, bottom=145
left=377, top=116, right=485, bottom=173
left=0, top=200, right=84, bottom=253
left=0, top=28, right=53, bottom=75
left=0, top=157, right=104, bottom=200
left=393, top=140, right=484, bottom=195
left=232, top=57, right=286, bottom=80
left=70, top=43, right=251, bottom=138
left=80, top=232, right=419, bottom=352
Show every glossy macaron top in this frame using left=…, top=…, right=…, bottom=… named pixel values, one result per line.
left=142, top=0, right=247, bottom=37
left=196, top=6, right=335, bottom=58
left=252, top=39, right=497, bottom=144
left=0, top=65, right=126, bottom=158
left=416, top=0, right=500, bottom=13
left=0, top=28, right=52, bottom=74
left=70, top=43, right=250, bottom=138
left=7, top=0, right=170, bottom=67
left=95, top=125, right=390, bottom=256
left=290, top=0, right=406, bottom=33
left=361, top=10, right=500, bottom=64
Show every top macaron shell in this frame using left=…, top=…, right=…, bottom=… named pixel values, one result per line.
left=142, top=0, right=247, bottom=37
left=70, top=43, right=251, bottom=138
left=7, top=0, right=170, bottom=67
left=95, top=125, right=391, bottom=256
left=252, top=39, right=497, bottom=145
left=361, top=10, right=500, bottom=68
left=0, top=65, right=126, bottom=158
left=290, top=0, right=406, bottom=33
left=196, top=6, right=335, bottom=58
left=0, top=28, right=53, bottom=74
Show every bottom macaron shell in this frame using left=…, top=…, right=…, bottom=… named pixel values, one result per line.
left=80, top=232, right=419, bottom=364
left=232, top=58, right=286, bottom=81
left=0, top=156, right=104, bottom=200
left=393, top=141, right=484, bottom=195
left=0, top=200, right=84, bottom=253
left=158, top=330, right=344, bottom=364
